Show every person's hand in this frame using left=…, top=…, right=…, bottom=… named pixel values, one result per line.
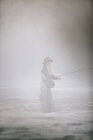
left=55, top=74, right=61, bottom=80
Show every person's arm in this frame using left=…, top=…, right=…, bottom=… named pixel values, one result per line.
left=50, top=74, right=61, bottom=80
left=42, top=65, right=61, bottom=80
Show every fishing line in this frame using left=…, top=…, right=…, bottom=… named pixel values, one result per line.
left=60, top=67, right=93, bottom=77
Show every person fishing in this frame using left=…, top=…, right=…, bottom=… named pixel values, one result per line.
left=40, top=57, right=61, bottom=112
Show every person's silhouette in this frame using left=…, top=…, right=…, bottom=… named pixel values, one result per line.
left=40, top=57, right=60, bottom=112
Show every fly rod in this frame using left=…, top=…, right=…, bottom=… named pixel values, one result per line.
left=60, top=67, right=93, bottom=77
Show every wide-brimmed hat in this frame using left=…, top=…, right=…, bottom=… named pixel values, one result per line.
left=42, top=57, right=53, bottom=64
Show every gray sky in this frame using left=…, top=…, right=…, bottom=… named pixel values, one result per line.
left=0, top=0, right=92, bottom=89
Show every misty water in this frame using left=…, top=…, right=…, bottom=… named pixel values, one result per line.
left=0, top=88, right=92, bottom=140
left=0, top=0, right=92, bottom=139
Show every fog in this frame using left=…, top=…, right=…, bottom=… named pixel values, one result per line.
left=0, top=0, right=92, bottom=91
left=0, top=1, right=93, bottom=140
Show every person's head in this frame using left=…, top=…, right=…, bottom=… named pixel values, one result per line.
left=43, top=57, right=53, bottom=64
left=43, top=57, right=53, bottom=73
left=43, top=57, right=53, bottom=72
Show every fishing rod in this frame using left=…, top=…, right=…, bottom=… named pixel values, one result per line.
left=60, top=67, right=93, bottom=77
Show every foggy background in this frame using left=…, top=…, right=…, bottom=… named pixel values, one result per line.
left=0, top=0, right=92, bottom=97
left=0, top=1, right=93, bottom=140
